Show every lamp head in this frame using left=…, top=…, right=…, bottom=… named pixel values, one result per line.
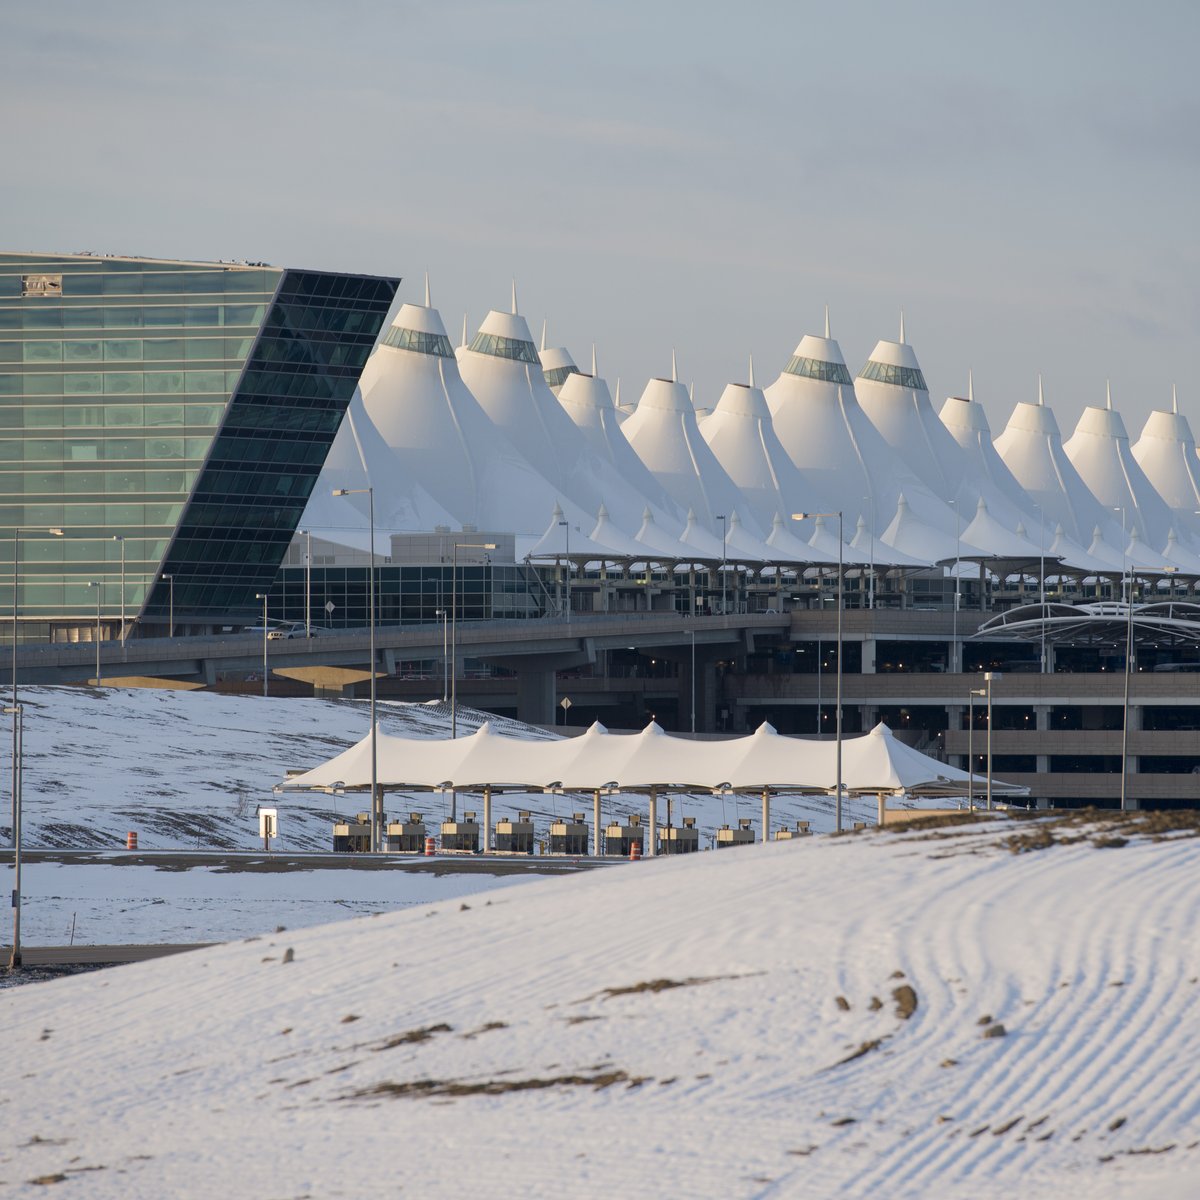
left=332, top=488, right=349, bottom=497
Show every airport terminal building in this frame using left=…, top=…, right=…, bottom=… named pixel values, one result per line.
left=0, top=252, right=399, bottom=641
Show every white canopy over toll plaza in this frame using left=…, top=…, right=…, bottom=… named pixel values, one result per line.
left=279, top=720, right=1028, bottom=854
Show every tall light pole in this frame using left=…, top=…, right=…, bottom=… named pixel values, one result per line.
left=255, top=593, right=269, bottom=699
left=949, top=498, right=960, bottom=674
left=163, top=573, right=174, bottom=639
left=716, top=514, right=727, bottom=614
left=436, top=608, right=448, bottom=702
left=984, top=670, right=1001, bottom=811
left=1114, top=506, right=1129, bottom=813
left=450, top=539, right=495, bottom=823
left=863, top=493, right=876, bottom=610
left=794, top=511, right=844, bottom=830
left=87, top=582, right=102, bottom=686
left=333, top=487, right=380, bottom=851
left=558, top=518, right=571, bottom=620
left=299, top=528, right=312, bottom=638
left=968, top=687, right=986, bottom=811
left=10, top=525, right=63, bottom=849
left=112, top=535, right=127, bottom=654
left=690, top=627, right=696, bottom=734
left=6, top=702, right=22, bottom=969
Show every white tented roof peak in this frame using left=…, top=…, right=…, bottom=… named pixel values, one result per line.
left=1001, top=400, right=1061, bottom=437
left=713, top=382, right=771, bottom=420
left=539, top=346, right=576, bottom=372
left=391, top=301, right=449, bottom=339
left=635, top=377, right=692, bottom=414
left=939, top=394, right=991, bottom=435
left=478, top=309, right=535, bottom=342
left=865, top=338, right=922, bottom=372
left=558, top=372, right=614, bottom=412
left=1073, top=404, right=1129, bottom=441
left=791, top=333, right=847, bottom=367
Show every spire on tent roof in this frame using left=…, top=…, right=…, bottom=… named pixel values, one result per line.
left=591, top=344, right=597, bottom=377
left=614, top=377, right=621, bottom=407
left=968, top=368, right=974, bottom=403
left=1106, top=379, right=1112, bottom=410
left=689, top=381, right=694, bottom=404
left=748, top=353, right=755, bottom=388
left=424, top=271, right=430, bottom=307
left=1038, top=374, right=1044, bottom=406
left=824, top=304, right=830, bottom=338
left=511, top=279, right=518, bottom=315
left=671, top=348, right=678, bottom=383
left=899, top=310, right=906, bottom=344
left=1173, top=383, right=1179, bottom=415
left=540, top=319, right=547, bottom=353
left=461, top=313, right=468, bottom=347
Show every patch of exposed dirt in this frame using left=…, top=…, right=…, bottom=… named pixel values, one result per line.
left=347, top=1069, right=648, bottom=1100
left=892, top=985, right=918, bottom=1020
left=373, top=1023, right=453, bottom=1051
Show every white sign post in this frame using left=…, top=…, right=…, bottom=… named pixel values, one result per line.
left=258, top=807, right=278, bottom=853
left=559, top=696, right=572, bottom=727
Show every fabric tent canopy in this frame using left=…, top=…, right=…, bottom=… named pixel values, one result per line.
left=280, top=720, right=1027, bottom=799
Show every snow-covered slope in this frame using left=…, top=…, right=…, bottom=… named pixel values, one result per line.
left=5, top=816, right=1200, bottom=1198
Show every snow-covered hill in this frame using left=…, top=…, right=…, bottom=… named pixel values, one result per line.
left=4, top=686, right=882, bottom=852
left=5, top=816, right=1199, bottom=1199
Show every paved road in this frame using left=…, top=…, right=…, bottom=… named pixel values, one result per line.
left=4, top=943, right=210, bottom=966
left=2, top=849, right=620, bottom=875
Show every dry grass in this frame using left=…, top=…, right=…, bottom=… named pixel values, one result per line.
left=347, top=1069, right=648, bottom=1101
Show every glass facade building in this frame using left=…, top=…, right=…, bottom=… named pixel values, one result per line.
left=0, top=253, right=398, bottom=639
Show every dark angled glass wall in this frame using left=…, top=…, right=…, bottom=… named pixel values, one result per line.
left=0, top=253, right=279, bottom=637
left=144, top=269, right=397, bottom=624
left=0, top=254, right=398, bottom=637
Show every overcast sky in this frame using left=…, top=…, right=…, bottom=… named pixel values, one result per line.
left=5, top=0, right=1199, bottom=437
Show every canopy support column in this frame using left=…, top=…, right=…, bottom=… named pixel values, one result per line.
left=593, top=788, right=602, bottom=857
left=648, top=785, right=657, bottom=857
left=762, top=786, right=770, bottom=847
left=877, top=791, right=886, bottom=827
left=483, top=784, right=492, bottom=855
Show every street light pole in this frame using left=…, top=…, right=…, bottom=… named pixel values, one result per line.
left=984, top=670, right=1001, bottom=811
left=450, top=539, right=495, bottom=824
left=255, top=593, right=269, bottom=699
left=300, top=529, right=312, bottom=638
left=968, top=687, right=985, bottom=811
left=558, top=519, right=571, bottom=620
left=163, top=573, right=174, bottom=639
left=794, top=511, right=844, bottom=830
left=950, top=498, right=960, bottom=674
left=88, top=582, right=101, bottom=685
left=1114, top=506, right=1130, bottom=813
left=10, top=525, right=62, bottom=849
left=332, top=488, right=379, bottom=851
left=6, top=702, right=22, bottom=970
left=717, top=514, right=727, bottom=614
left=690, top=627, right=696, bottom=734
left=437, top=608, right=448, bottom=702
left=112, top=535, right=127, bottom=654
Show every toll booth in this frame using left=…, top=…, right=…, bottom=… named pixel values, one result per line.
left=495, top=811, right=534, bottom=854
left=716, top=818, right=755, bottom=849
left=659, top=815, right=700, bottom=855
left=333, top=811, right=372, bottom=853
left=440, top=811, right=480, bottom=853
left=775, top=820, right=813, bottom=841
left=385, top=812, right=427, bottom=853
left=604, top=813, right=644, bottom=858
left=549, top=812, right=589, bottom=855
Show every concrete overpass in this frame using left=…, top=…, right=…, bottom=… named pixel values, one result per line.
left=7, top=612, right=792, bottom=726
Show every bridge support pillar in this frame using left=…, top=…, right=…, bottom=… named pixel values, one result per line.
left=515, top=668, right=556, bottom=726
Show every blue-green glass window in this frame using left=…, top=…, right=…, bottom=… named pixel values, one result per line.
left=64, top=341, right=102, bottom=362
left=467, top=331, right=540, bottom=363
left=23, top=341, right=62, bottom=362
left=784, top=355, right=853, bottom=384
left=381, top=325, right=455, bottom=357
left=857, top=360, right=928, bottom=390
left=543, top=364, right=579, bottom=388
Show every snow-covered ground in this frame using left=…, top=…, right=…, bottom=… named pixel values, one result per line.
left=4, top=816, right=1200, bottom=1199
